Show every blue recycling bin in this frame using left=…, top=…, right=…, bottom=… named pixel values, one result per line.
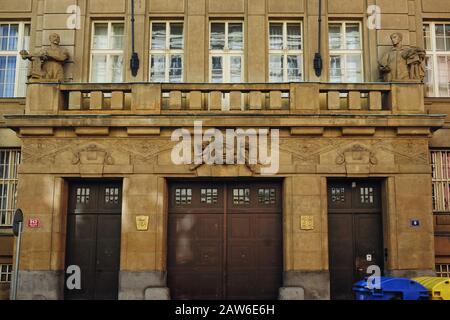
left=353, top=277, right=429, bottom=300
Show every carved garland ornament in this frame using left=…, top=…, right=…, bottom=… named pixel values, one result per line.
left=72, top=144, right=114, bottom=165
left=335, top=144, right=378, bottom=165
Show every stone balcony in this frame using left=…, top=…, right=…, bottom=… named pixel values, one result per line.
left=24, top=82, right=426, bottom=115
left=4, top=81, right=444, bottom=139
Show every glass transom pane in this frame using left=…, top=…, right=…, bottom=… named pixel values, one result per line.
left=210, top=23, right=225, bottom=50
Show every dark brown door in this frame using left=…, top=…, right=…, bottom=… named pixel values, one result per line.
left=328, top=180, right=384, bottom=300
left=65, top=181, right=122, bottom=300
left=168, top=181, right=282, bottom=300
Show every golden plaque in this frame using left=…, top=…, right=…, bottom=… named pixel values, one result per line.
left=136, top=215, right=149, bottom=231
left=300, top=216, right=314, bottom=230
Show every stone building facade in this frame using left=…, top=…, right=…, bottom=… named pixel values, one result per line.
left=0, top=0, right=449, bottom=300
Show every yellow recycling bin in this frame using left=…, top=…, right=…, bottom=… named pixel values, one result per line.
left=413, top=277, right=450, bottom=300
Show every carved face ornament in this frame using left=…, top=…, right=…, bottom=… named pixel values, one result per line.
left=49, top=33, right=60, bottom=45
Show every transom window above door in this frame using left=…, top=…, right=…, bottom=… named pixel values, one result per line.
left=150, top=21, right=184, bottom=82
left=209, top=21, right=244, bottom=83
left=90, top=21, right=124, bottom=83
left=424, top=22, right=450, bottom=97
left=328, top=22, right=363, bottom=83
left=268, top=21, right=303, bottom=82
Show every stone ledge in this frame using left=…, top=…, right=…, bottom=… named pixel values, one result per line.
left=279, top=287, right=305, bottom=300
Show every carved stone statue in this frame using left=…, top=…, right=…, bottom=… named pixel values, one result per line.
left=379, top=33, right=426, bottom=82
left=20, top=33, right=69, bottom=82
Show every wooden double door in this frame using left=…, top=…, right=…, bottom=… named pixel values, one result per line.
left=328, top=180, right=384, bottom=300
left=167, top=181, right=283, bottom=300
left=64, top=181, right=122, bottom=300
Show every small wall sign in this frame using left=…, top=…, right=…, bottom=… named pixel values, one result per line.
left=300, top=216, right=314, bottom=230
left=136, top=215, right=149, bottom=231
left=27, top=218, right=40, bottom=228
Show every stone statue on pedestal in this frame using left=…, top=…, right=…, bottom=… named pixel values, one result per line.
left=20, top=33, right=69, bottom=82
left=379, top=33, right=426, bottom=82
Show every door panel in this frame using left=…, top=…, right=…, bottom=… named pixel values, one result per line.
left=168, top=181, right=282, bottom=300
left=328, top=214, right=355, bottom=300
left=65, top=181, right=122, bottom=300
left=168, top=213, right=223, bottom=300
left=328, top=180, right=383, bottom=300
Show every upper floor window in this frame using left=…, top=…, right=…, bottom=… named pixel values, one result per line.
left=269, top=21, right=303, bottom=82
left=0, top=149, right=20, bottom=226
left=424, top=22, right=450, bottom=97
left=328, top=22, right=363, bottom=83
left=209, top=22, right=244, bottom=83
left=0, top=22, right=30, bottom=97
left=90, top=22, right=124, bottom=83
left=150, top=21, right=184, bottom=82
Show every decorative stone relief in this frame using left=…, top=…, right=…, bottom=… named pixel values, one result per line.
left=335, top=144, right=378, bottom=165
left=72, top=144, right=114, bottom=165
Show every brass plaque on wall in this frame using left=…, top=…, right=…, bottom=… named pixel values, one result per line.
left=136, top=215, right=149, bottom=231
left=300, top=216, right=314, bottom=230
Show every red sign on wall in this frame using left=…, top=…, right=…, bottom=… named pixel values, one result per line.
left=27, top=218, right=40, bottom=228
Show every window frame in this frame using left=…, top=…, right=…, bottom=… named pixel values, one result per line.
left=0, top=264, right=12, bottom=283
left=268, top=20, right=304, bottom=83
left=149, top=20, right=185, bottom=83
left=431, top=149, right=450, bottom=212
left=328, top=21, right=364, bottom=83
left=423, top=22, right=450, bottom=97
left=89, top=21, right=125, bottom=83
left=0, top=22, right=30, bottom=97
left=209, top=21, right=245, bottom=83
left=0, top=148, right=20, bottom=227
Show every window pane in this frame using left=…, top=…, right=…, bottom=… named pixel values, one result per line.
left=150, top=54, right=166, bottom=82
left=170, top=23, right=183, bottom=50
left=8, top=24, right=18, bottom=51
left=228, top=23, right=243, bottom=50
left=169, top=55, right=183, bottom=82
left=91, top=54, right=107, bottom=82
left=0, top=56, right=16, bottom=97
left=93, top=23, right=108, bottom=49
left=287, top=55, right=302, bottom=81
left=269, top=23, right=283, bottom=50
left=437, top=55, right=450, bottom=97
left=230, top=56, right=241, bottom=83
left=345, top=23, right=360, bottom=50
left=151, top=23, right=166, bottom=50
left=269, top=54, right=283, bottom=82
left=446, top=24, right=450, bottom=51
left=111, top=55, right=123, bottom=82
left=287, top=23, right=302, bottom=50
left=346, top=54, right=362, bottom=82
left=424, top=24, right=431, bottom=51
left=22, top=24, right=30, bottom=51
left=425, top=55, right=434, bottom=96
left=210, top=23, right=225, bottom=50
left=329, top=24, right=342, bottom=49
left=436, top=24, right=446, bottom=51
left=0, top=25, right=8, bottom=51
left=329, top=55, right=342, bottom=82
left=111, top=23, right=124, bottom=50
left=211, top=56, right=223, bottom=83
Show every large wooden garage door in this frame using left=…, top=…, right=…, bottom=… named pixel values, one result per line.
left=65, top=181, right=122, bottom=300
left=168, top=181, right=282, bottom=300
